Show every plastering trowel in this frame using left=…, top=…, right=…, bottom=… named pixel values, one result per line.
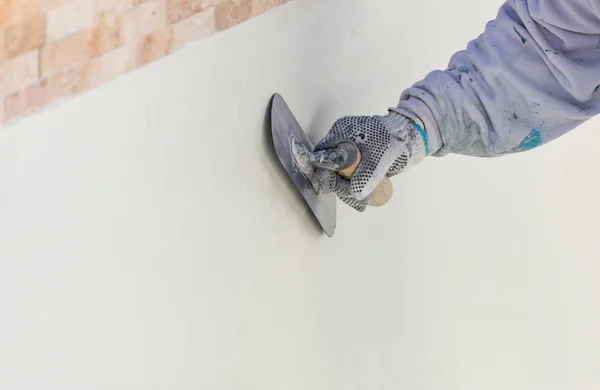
left=270, top=93, right=393, bottom=237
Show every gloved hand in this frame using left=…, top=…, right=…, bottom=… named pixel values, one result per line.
left=313, top=111, right=429, bottom=211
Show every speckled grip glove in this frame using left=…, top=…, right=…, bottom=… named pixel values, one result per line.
left=314, top=112, right=429, bottom=211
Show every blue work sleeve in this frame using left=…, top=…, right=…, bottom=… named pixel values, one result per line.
left=392, top=0, right=600, bottom=157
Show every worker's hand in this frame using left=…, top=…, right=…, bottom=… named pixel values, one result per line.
left=313, top=112, right=429, bottom=211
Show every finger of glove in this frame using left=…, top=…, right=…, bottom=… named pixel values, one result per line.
left=352, top=141, right=409, bottom=200
left=339, top=195, right=368, bottom=212
left=314, top=167, right=354, bottom=198
left=330, top=175, right=369, bottom=211
left=314, top=116, right=389, bottom=199
left=324, top=116, right=402, bottom=201
left=314, top=116, right=374, bottom=151
left=313, top=168, right=369, bottom=211
left=387, top=153, right=411, bottom=177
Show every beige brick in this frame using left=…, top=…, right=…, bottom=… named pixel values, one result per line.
left=0, top=29, right=4, bottom=61
left=4, top=79, right=48, bottom=121
left=165, top=0, right=204, bottom=24
left=41, top=15, right=122, bottom=77
left=45, top=64, right=89, bottom=102
left=202, top=0, right=218, bottom=7
left=89, top=14, right=123, bottom=53
left=93, top=0, right=133, bottom=17
left=251, top=0, right=286, bottom=17
left=85, top=43, right=134, bottom=87
left=41, top=0, right=78, bottom=9
left=0, top=51, right=39, bottom=95
left=0, top=0, right=72, bottom=28
left=5, top=64, right=90, bottom=121
left=134, top=26, right=173, bottom=67
left=41, top=29, right=91, bottom=77
left=172, top=7, right=214, bottom=48
left=0, top=0, right=36, bottom=28
left=47, top=0, right=94, bottom=41
left=0, top=0, right=72, bottom=27
left=3, top=13, right=46, bottom=59
left=214, top=0, right=251, bottom=32
left=122, top=0, right=166, bottom=41
left=4, top=44, right=132, bottom=122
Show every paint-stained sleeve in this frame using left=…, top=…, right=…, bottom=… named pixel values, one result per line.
left=392, top=0, right=600, bottom=157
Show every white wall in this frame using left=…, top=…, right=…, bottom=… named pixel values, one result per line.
left=1, top=0, right=599, bottom=389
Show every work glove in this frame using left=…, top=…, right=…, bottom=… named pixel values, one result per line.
left=313, top=111, right=429, bottom=212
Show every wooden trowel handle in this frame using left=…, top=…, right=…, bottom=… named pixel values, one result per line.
left=337, top=144, right=394, bottom=207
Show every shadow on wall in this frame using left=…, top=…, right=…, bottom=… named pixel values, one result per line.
left=0, top=0, right=292, bottom=127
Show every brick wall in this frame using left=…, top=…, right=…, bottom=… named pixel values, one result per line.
left=0, top=0, right=289, bottom=126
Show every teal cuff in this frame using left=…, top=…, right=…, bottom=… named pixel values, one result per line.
left=413, top=123, right=429, bottom=155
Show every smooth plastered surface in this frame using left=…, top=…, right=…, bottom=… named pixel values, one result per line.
left=1, top=0, right=600, bottom=388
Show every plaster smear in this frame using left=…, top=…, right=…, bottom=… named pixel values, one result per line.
left=1, top=0, right=600, bottom=389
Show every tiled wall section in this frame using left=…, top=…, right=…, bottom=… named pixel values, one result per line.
left=0, top=0, right=290, bottom=126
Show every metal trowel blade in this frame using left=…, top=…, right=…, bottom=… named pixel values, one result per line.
left=270, top=93, right=337, bottom=237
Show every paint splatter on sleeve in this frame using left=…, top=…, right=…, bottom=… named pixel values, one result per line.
left=391, top=0, right=600, bottom=157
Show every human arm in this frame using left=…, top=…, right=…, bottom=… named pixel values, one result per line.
left=315, top=0, right=600, bottom=210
